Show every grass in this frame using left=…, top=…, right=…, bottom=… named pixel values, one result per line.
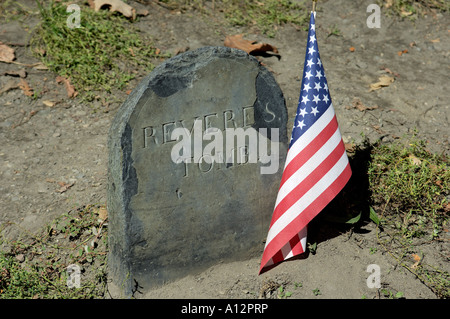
left=368, top=137, right=449, bottom=298
left=30, top=0, right=168, bottom=101
left=0, top=205, right=108, bottom=299
left=160, top=0, right=310, bottom=37
left=379, top=0, right=450, bottom=16
left=220, top=0, right=309, bottom=37
left=368, top=137, right=448, bottom=240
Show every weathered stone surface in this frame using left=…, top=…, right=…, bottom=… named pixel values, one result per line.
left=107, top=46, right=288, bottom=296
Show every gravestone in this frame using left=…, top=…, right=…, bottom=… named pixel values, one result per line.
left=107, top=46, right=288, bottom=296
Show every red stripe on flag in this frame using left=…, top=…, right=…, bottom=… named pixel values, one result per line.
left=269, top=132, right=345, bottom=227
left=280, top=116, right=339, bottom=189
left=259, top=162, right=352, bottom=274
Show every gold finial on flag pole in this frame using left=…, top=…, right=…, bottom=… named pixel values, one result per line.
left=312, top=0, right=317, bottom=12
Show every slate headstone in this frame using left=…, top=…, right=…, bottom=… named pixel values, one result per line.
left=107, top=46, right=288, bottom=296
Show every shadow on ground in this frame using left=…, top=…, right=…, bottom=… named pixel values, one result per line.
left=308, top=140, right=375, bottom=248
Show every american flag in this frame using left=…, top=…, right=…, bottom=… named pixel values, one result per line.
left=259, top=12, right=352, bottom=274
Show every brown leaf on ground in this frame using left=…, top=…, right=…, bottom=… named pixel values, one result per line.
left=411, top=253, right=421, bottom=269
left=380, top=66, right=400, bottom=77
left=397, top=49, right=408, bottom=56
left=32, top=62, right=49, bottom=70
left=346, top=98, right=379, bottom=111
left=444, top=203, right=450, bottom=213
left=344, top=143, right=356, bottom=153
left=137, top=8, right=149, bottom=17
left=224, top=34, right=279, bottom=57
left=0, top=43, right=15, bottom=63
left=56, top=181, right=75, bottom=193
left=95, top=206, right=108, bottom=221
left=0, top=79, right=19, bottom=96
left=369, top=75, right=394, bottom=91
left=408, top=154, right=422, bottom=166
left=2, top=69, right=26, bottom=78
left=400, top=8, right=413, bottom=17
left=56, top=76, right=77, bottom=98
left=90, top=0, right=136, bottom=20
left=19, top=78, right=34, bottom=97
left=175, top=46, right=190, bottom=56
left=42, top=100, right=56, bottom=107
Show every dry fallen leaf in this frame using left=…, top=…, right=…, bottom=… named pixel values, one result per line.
left=444, top=203, right=450, bottom=213
left=56, top=76, right=77, bottom=98
left=2, top=69, right=26, bottom=78
left=380, top=66, right=400, bottom=77
left=32, top=62, right=49, bottom=70
left=411, top=253, right=421, bottom=269
left=369, top=76, right=394, bottom=91
left=42, top=100, right=56, bottom=107
left=346, top=98, right=379, bottom=111
left=91, top=0, right=136, bottom=20
left=224, top=34, right=279, bottom=57
left=344, top=143, right=355, bottom=153
left=400, top=9, right=413, bottom=17
left=96, top=206, right=108, bottom=221
left=397, top=49, right=408, bottom=56
left=174, top=46, right=190, bottom=56
left=56, top=181, right=75, bottom=193
left=408, top=154, right=422, bottom=166
left=0, top=43, right=15, bottom=63
left=137, top=8, right=149, bottom=17
left=0, top=79, right=19, bottom=96
left=19, top=78, right=34, bottom=97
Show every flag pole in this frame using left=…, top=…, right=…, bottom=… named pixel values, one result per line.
left=312, top=0, right=317, bottom=12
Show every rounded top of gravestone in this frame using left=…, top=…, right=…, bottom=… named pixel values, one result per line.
left=111, top=46, right=287, bottom=142
left=148, top=46, right=255, bottom=98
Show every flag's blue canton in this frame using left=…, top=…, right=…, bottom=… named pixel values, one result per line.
left=289, top=13, right=331, bottom=148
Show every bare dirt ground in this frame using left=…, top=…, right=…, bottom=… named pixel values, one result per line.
left=0, top=0, right=449, bottom=299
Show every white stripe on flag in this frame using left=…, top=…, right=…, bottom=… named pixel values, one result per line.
left=264, top=150, right=349, bottom=247
left=284, top=105, right=335, bottom=168
left=275, top=125, right=342, bottom=209
left=278, top=226, right=308, bottom=260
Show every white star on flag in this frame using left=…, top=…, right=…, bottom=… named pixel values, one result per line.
left=311, top=106, right=319, bottom=116
left=304, top=70, right=313, bottom=80
left=299, top=108, right=308, bottom=117
left=312, top=94, right=320, bottom=104
left=259, top=11, right=352, bottom=274
left=314, top=82, right=322, bottom=91
left=301, top=95, right=310, bottom=105
left=303, top=83, right=311, bottom=92
left=315, top=70, right=323, bottom=79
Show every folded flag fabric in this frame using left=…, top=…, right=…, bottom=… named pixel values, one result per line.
left=259, top=11, right=352, bottom=274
